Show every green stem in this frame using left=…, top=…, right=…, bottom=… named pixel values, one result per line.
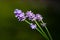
left=36, top=28, right=49, bottom=40
left=24, top=20, right=30, bottom=24
left=34, top=20, right=49, bottom=40
left=41, top=20, right=53, bottom=40
left=45, top=27, right=53, bottom=40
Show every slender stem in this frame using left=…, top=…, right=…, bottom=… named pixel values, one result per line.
left=34, top=20, right=44, bottom=33
left=45, top=26, right=53, bottom=40
left=34, top=20, right=49, bottom=40
left=41, top=20, right=53, bottom=40
left=36, top=28, right=49, bottom=40
left=24, top=20, right=30, bottom=24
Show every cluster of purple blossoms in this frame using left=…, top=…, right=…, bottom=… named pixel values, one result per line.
left=14, top=9, right=43, bottom=29
left=26, top=11, right=36, bottom=21
left=14, top=9, right=26, bottom=21
left=26, top=11, right=43, bottom=21
left=14, top=9, right=43, bottom=21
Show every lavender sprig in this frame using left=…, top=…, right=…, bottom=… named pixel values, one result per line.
left=25, top=11, right=49, bottom=39
left=14, top=9, right=26, bottom=21
left=14, top=9, right=53, bottom=40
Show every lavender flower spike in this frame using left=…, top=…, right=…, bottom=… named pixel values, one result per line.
left=17, top=12, right=26, bottom=21
left=30, top=23, right=36, bottom=29
left=14, top=9, right=22, bottom=17
left=14, top=9, right=26, bottom=21
left=36, top=14, right=43, bottom=21
left=26, top=11, right=36, bottom=21
left=26, top=11, right=33, bottom=17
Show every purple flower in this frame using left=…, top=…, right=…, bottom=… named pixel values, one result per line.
left=14, top=9, right=26, bottom=21
left=14, top=9, right=22, bottom=17
left=26, top=11, right=36, bottom=21
left=30, top=23, right=36, bottom=29
left=17, top=12, right=26, bottom=21
left=35, top=14, right=43, bottom=21
left=26, top=11, right=33, bottom=17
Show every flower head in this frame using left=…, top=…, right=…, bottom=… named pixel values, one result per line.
left=35, top=14, right=43, bottom=21
left=14, top=9, right=26, bottom=21
left=17, top=12, right=26, bottom=21
left=26, top=11, right=33, bottom=17
left=14, top=9, right=22, bottom=17
left=26, top=11, right=36, bottom=21
left=30, top=23, right=36, bottom=29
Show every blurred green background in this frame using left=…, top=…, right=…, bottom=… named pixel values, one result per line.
left=0, top=0, right=60, bottom=40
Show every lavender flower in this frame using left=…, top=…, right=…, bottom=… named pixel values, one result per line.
left=17, top=12, right=26, bottom=21
left=35, top=14, right=43, bottom=21
left=14, top=9, right=26, bottom=21
left=14, top=9, right=22, bottom=17
left=30, top=23, right=36, bottom=29
left=26, top=11, right=36, bottom=21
